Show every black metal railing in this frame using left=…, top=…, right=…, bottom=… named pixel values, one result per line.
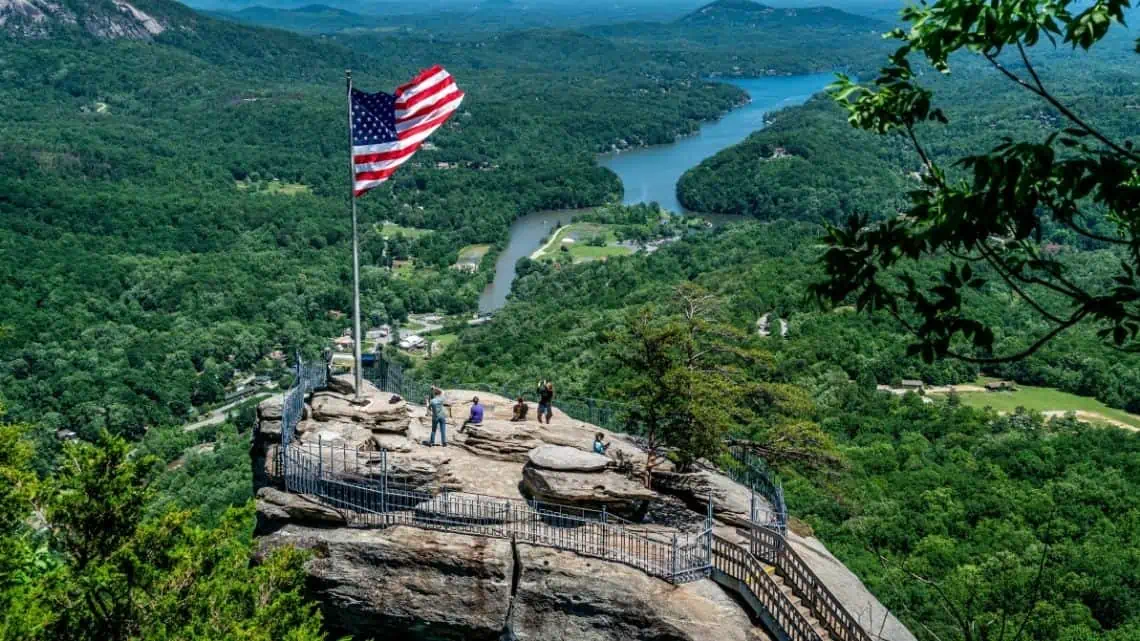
left=275, top=356, right=713, bottom=584
left=365, top=357, right=788, bottom=532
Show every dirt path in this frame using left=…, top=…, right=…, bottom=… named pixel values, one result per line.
left=1040, top=410, right=1139, bottom=432
left=530, top=225, right=568, bottom=259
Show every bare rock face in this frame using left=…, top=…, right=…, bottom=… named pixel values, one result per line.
left=652, top=469, right=759, bottom=529
left=257, top=394, right=284, bottom=422
left=256, top=522, right=769, bottom=641
left=295, top=418, right=376, bottom=446
left=522, top=464, right=656, bottom=514
left=256, top=487, right=346, bottom=531
left=511, top=543, right=768, bottom=641
left=528, top=444, right=610, bottom=472
left=463, top=420, right=544, bottom=461
left=260, top=524, right=513, bottom=640
left=309, top=391, right=410, bottom=433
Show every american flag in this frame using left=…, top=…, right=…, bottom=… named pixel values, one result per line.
left=351, top=65, right=464, bottom=197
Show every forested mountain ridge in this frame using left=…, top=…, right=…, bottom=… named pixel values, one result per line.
left=680, top=0, right=879, bottom=28
left=677, top=47, right=1140, bottom=223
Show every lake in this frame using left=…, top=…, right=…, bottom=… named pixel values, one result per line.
left=478, top=73, right=835, bottom=312
left=599, top=73, right=835, bottom=212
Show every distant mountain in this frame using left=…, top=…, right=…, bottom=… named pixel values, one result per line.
left=291, top=3, right=358, bottom=15
left=0, top=0, right=195, bottom=39
left=222, top=3, right=387, bottom=32
left=680, top=0, right=878, bottom=28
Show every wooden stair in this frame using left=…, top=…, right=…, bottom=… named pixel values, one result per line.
left=732, top=527, right=833, bottom=641
left=769, top=572, right=833, bottom=641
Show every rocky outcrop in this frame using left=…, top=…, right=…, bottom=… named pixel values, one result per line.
left=256, top=487, right=346, bottom=531
left=522, top=464, right=656, bottom=514
left=252, top=383, right=914, bottom=641
left=258, top=523, right=771, bottom=641
left=528, top=444, right=610, bottom=472
left=261, top=524, right=513, bottom=640
left=511, top=543, right=766, bottom=641
left=1, top=0, right=171, bottom=40
left=652, top=469, right=760, bottom=529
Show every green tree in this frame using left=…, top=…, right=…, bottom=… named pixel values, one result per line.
left=608, top=285, right=764, bottom=475
left=1, top=432, right=330, bottom=641
left=820, top=0, right=1140, bottom=363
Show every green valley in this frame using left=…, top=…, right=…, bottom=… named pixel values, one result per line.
left=3, top=1, right=1140, bottom=641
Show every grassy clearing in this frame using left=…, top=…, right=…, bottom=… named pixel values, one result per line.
left=379, top=222, right=431, bottom=238
left=235, top=179, right=311, bottom=196
left=533, top=223, right=632, bottom=263
left=941, top=378, right=1140, bottom=429
left=432, top=333, right=458, bottom=349
left=456, top=244, right=491, bottom=267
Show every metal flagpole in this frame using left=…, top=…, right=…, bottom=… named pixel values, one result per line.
left=346, top=69, right=364, bottom=402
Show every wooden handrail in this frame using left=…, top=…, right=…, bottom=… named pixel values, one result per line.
left=773, top=540, right=873, bottom=641
left=711, top=535, right=825, bottom=641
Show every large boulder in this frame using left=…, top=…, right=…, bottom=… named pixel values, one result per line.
left=522, top=464, right=656, bottom=514
left=528, top=444, right=610, bottom=472
left=295, top=418, right=375, bottom=447
left=309, top=391, right=409, bottom=433
left=652, top=469, right=760, bottom=529
left=324, top=373, right=382, bottom=397
left=260, top=524, right=513, bottom=640
left=511, top=543, right=768, bottom=641
left=257, top=394, right=284, bottom=421
left=255, top=487, right=346, bottom=532
left=462, top=420, right=544, bottom=461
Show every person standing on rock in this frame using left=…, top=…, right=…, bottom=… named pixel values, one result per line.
left=537, top=380, right=555, bottom=425
left=459, top=396, right=483, bottom=433
left=425, top=386, right=447, bottom=447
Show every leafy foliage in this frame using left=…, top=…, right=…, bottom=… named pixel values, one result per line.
left=0, top=428, right=328, bottom=641
left=817, top=0, right=1140, bottom=362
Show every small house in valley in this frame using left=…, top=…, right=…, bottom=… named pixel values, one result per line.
left=985, top=380, right=1017, bottom=392
left=900, top=379, right=926, bottom=394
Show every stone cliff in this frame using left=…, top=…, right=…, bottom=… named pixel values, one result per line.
left=251, top=375, right=914, bottom=641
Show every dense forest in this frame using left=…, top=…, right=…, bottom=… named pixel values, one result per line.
left=2, top=0, right=793, bottom=447
left=422, top=222, right=1140, bottom=640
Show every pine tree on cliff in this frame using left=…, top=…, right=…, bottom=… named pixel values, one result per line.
left=606, top=284, right=836, bottom=481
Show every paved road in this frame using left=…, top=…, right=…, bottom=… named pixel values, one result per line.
left=183, top=391, right=272, bottom=432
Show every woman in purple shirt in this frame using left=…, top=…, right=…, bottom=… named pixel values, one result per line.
left=459, top=396, right=484, bottom=433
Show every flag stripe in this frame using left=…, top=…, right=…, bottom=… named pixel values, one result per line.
left=351, top=66, right=463, bottom=197
left=353, top=144, right=424, bottom=173
left=396, top=78, right=458, bottom=120
left=395, top=92, right=464, bottom=132
left=395, top=65, right=445, bottom=98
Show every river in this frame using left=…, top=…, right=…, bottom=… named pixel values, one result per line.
left=478, top=73, right=835, bottom=313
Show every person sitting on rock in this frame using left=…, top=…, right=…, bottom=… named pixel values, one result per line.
left=593, top=432, right=610, bottom=455
left=459, top=396, right=484, bottom=433
left=511, top=396, right=529, bottom=422
left=424, top=386, right=447, bottom=447
left=537, top=379, right=555, bottom=425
